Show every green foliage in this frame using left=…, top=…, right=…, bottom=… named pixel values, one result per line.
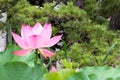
left=0, top=44, right=36, bottom=67
left=4, top=1, right=91, bottom=54
left=2, top=39, right=120, bottom=80
left=0, top=62, right=47, bottom=80
left=103, top=42, right=117, bottom=63
left=84, top=0, right=108, bottom=24
left=44, top=69, right=75, bottom=80
left=100, top=0, right=120, bottom=17
left=66, top=66, right=120, bottom=80
left=43, top=66, right=120, bottom=80
left=84, top=0, right=100, bottom=17
left=8, top=0, right=42, bottom=28
left=0, top=0, right=19, bottom=11
left=1, top=0, right=120, bottom=69
left=6, top=1, right=89, bottom=45
left=55, top=24, right=120, bottom=68
left=66, top=71, right=90, bottom=80
left=80, top=66, right=120, bottom=80
left=60, top=59, right=72, bottom=69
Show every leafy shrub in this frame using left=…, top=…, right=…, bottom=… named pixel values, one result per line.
left=54, top=24, right=120, bottom=68
left=1, top=0, right=120, bottom=68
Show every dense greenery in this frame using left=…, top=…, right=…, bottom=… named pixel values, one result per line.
left=1, top=0, right=120, bottom=79
left=100, top=0, right=120, bottom=18
left=1, top=44, right=120, bottom=80
left=0, top=0, right=120, bottom=68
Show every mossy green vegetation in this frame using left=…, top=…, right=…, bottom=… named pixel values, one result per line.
left=1, top=0, right=120, bottom=68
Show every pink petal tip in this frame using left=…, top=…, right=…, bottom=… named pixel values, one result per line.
left=13, top=49, right=31, bottom=56
left=50, top=66, right=57, bottom=72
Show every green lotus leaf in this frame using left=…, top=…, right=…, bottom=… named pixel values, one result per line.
left=81, top=66, right=120, bottom=80
left=66, top=71, right=90, bottom=80
left=67, top=66, right=120, bottom=80
left=0, top=44, right=36, bottom=67
left=0, top=61, right=47, bottom=80
left=44, top=69, right=75, bottom=80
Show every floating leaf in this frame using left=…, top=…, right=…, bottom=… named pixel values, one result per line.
left=67, top=66, right=120, bottom=80
left=0, top=62, right=47, bottom=80
left=80, top=66, right=120, bottom=80
left=66, top=71, right=90, bottom=80
left=0, top=44, right=36, bottom=67
left=44, top=69, right=75, bottom=80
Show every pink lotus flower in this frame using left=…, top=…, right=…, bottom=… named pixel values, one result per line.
left=12, top=22, right=62, bottom=58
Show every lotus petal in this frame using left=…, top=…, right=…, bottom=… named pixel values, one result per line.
left=32, top=22, right=43, bottom=35
left=13, top=49, right=31, bottom=56
left=27, top=35, right=43, bottom=49
left=39, top=49, right=55, bottom=59
left=40, top=23, right=52, bottom=42
left=21, top=25, right=33, bottom=40
left=43, top=35, right=62, bottom=47
left=12, top=32, right=29, bottom=49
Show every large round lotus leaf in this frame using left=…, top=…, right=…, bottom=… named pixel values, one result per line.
left=67, top=66, right=120, bottom=80
left=66, top=71, right=90, bottom=80
left=0, top=44, right=36, bottom=67
left=0, top=62, right=47, bottom=80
